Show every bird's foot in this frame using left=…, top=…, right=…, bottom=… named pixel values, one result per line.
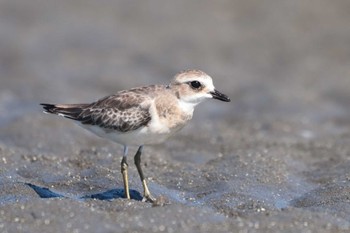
left=142, top=194, right=169, bottom=206
left=142, top=193, right=156, bottom=203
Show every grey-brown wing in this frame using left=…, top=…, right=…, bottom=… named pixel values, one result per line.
left=77, top=93, right=152, bottom=132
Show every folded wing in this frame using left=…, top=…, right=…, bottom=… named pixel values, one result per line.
left=41, top=93, right=151, bottom=133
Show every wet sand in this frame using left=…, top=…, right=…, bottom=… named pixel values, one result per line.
left=0, top=0, right=350, bottom=232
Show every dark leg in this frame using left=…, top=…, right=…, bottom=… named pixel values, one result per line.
left=121, top=146, right=130, bottom=199
left=134, top=145, right=155, bottom=202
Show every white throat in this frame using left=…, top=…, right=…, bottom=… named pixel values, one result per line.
left=177, top=99, right=198, bottom=115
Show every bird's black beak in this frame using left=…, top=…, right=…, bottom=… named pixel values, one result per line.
left=210, top=89, right=231, bottom=102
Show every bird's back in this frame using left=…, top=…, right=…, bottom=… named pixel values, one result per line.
left=41, top=85, right=167, bottom=133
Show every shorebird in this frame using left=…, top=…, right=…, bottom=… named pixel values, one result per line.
left=41, top=69, right=230, bottom=202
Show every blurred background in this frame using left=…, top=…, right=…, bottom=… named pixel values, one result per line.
left=1, top=1, right=350, bottom=232
left=1, top=0, right=350, bottom=165
left=1, top=0, right=349, bottom=122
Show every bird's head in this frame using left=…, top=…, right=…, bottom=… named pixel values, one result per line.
left=171, top=69, right=230, bottom=106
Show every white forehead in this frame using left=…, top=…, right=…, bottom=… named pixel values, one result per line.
left=173, top=70, right=215, bottom=89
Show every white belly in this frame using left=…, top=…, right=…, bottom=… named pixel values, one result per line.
left=76, top=98, right=193, bottom=146
left=78, top=123, right=183, bottom=146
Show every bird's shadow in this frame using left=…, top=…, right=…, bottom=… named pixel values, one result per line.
left=25, top=183, right=143, bottom=201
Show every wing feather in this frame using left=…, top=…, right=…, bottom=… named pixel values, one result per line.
left=41, top=85, right=158, bottom=132
left=78, top=93, right=152, bottom=132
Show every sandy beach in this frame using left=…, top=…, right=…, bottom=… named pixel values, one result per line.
left=0, top=0, right=350, bottom=232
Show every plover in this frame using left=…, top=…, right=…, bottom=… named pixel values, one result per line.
left=41, top=69, right=230, bottom=202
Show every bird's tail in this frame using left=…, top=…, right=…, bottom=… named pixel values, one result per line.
left=40, top=103, right=89, bottom=120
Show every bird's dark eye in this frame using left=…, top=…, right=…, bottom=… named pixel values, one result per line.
left=190, top=81, right=201, bottom=89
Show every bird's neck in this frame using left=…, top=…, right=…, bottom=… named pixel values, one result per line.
left=177, top=99, right=197, bottom=116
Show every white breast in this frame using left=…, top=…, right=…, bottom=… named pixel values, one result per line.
left=77, top=97, right=195, bottom=146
